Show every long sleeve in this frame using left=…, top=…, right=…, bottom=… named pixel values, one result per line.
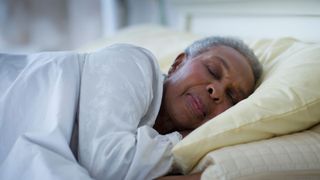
left=78, top=44, right=182, bottom=180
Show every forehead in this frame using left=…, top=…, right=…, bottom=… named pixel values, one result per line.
left=199, top=45, right=247, bottom=62
left=199, top=45, right=252, bottom=71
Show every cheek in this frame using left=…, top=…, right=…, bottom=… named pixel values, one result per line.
left=173, top=65, right=208, bottom=87
left=211, top=103, right=232, bottom=118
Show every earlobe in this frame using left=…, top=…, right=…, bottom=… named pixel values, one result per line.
left=168, top=53, right=186, bottom=76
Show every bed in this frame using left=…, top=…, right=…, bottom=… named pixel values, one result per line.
left=78, top=25, right=320, bottom=179
left=1, top=0, right=320, bottom=179
left=78, top=1, right=320, bottom=179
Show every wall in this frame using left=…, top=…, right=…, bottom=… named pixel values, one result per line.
left=0, top=0, right=178, bottom=53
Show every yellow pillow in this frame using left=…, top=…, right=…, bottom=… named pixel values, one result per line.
left=172, top=38, right=320, bottom=174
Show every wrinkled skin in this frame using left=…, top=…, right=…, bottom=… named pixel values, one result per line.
left=154, top=45, right=255, bottom=135
left=154, top=45, right=255, bottom=179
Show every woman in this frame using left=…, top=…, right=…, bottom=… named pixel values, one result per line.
left=0, top=37, right=261, bottom=180
left=155, top=37, right=262, bottom=179
left=78, top=36, right=261, bottom=180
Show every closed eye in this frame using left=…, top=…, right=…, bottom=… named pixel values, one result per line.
left=207, top=66, right=220, bottom=79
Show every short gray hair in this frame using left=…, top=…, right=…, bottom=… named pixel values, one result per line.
left=185, top=36, right=262, bottom=84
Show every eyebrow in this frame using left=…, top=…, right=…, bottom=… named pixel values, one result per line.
left=216, top=56, right=230, bottom=71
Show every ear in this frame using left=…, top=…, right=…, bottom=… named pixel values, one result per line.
left=168, top=53, right=187, bottom=76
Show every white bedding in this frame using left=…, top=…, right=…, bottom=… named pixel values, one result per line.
left=0, top=44, right=181, bottom=180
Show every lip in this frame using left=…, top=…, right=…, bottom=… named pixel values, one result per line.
left=186, top=94, right=206, bottom=119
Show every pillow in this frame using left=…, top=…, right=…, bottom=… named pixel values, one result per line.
left=172, top=38, right=320, bottom=173
left=196, top=123, right=320, bottom=180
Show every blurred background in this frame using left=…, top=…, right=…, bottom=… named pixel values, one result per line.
left=0, top=0, right=319, bottom=53
left=0, top=0, right=178, bottom=53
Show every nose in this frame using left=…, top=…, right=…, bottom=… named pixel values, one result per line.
left=206, top=83, right=223, bottom=103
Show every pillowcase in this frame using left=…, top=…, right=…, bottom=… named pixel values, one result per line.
left=172, top=38, right=320, bottom=174
left=196, top=123, right=320, bottom=180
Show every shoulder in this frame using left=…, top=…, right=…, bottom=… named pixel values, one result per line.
left=83, top=43, right=164, bottom=101
left=90, top=43, right=159, bottom=72
left=86, top=43, right=163, bottom=92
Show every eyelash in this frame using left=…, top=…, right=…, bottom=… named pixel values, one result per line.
left=207, top=66, right=219, bottom=79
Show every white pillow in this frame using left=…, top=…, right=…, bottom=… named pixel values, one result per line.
left=172, top=38, right=320, bottom=173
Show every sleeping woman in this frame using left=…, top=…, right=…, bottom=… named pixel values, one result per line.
left=0, top=37, right=262, bottom=180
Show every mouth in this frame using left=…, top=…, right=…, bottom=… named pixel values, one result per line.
left=186, top=93, right=207, bottom=119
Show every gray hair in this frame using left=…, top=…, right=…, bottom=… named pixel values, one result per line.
left=185, top=36, right=262, bottom=84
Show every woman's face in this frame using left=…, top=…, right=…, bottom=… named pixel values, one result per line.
left=163, top=45, right=255, bottom=131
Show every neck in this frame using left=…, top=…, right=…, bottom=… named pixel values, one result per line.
left=153, top=102, right=176, bottom=135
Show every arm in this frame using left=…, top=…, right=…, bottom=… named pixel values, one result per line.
left=78, top=44, right=182, bottom=180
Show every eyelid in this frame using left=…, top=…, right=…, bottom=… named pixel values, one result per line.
left=207, top=66, right=220, bottom=79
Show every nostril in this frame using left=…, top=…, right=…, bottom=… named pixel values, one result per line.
left=208, top=88, right=213, bottom=94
